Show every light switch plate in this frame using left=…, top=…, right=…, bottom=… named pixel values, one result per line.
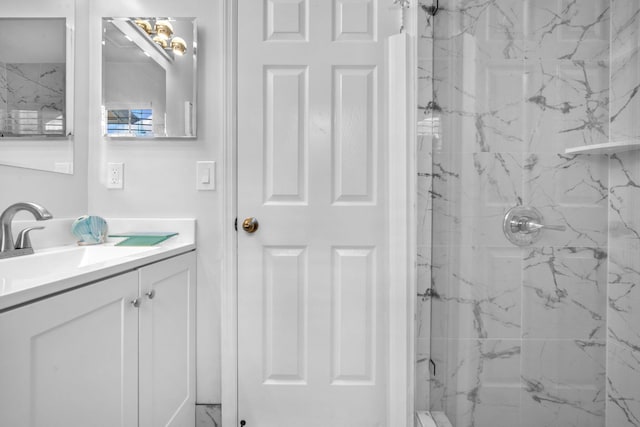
left=196, top=161, right=216, bottom=191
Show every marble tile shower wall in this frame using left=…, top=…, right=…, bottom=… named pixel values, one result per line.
left=0, top=62, right=6, bottom=131
left=417, top=1, right=613, bottom=426
left=607, top=2, right=640, bottom=426
left=416, top=0, right=435, bottom=411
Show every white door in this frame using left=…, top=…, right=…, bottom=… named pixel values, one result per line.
left=0, top=272, right=139, bottom=427
left=139, top=252, right=196, bottom=427
left=238, top=1, right=395, bottom=426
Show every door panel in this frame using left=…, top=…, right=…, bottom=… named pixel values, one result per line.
left=264, top=66, right=308, bottom=205
left=238, top=1, right=395, bottom=426
left=331, top=246, right=377, bottom=385
left=333, top=66, right=377, bottom=204
left=262, top=246, right=308, bottom=385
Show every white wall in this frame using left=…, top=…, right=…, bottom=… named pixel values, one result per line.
left=105, top=61, right=167, bottom=133
left=88, top=0, right=223, bottom=403
left=0, top=18, right=65, bottom=63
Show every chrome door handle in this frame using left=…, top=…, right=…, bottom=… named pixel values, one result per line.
left=145, top=290, right=156, bottom=300
left=130, top=298, right=141, bottom=308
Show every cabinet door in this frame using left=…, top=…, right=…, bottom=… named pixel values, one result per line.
left=0, top=271, right=139, bottom=427
left=139, top=252, right=196, bottom=427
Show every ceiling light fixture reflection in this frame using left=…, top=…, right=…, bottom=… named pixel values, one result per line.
left=170, top=37, right=187, bottom=55
left=134, top=18, right=187, bottom=57
left=155, top=20, right=173, bottom=40
left=152, top=35, right=168, bottom=49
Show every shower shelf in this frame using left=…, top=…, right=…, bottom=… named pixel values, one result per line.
left=565, top=140, right=640, bottom=155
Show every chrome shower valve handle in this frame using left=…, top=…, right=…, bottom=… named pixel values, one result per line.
left=503, top=206, right=566, bottom=246
left=509, top=216, right=566, bottom=234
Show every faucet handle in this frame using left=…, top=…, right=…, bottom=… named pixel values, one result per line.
left=514, top=218, right=566, bottom=233
left=15, top=226, right=45, bottom=250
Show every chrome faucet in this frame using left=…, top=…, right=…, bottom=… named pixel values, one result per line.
left=0, top=202, right=53, bottom=258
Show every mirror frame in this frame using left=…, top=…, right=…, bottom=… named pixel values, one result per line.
left=101, top=17, right=197, bottom=140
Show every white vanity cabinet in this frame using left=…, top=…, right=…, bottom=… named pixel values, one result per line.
left=0, top=251, right=196, bottom=427
left=139, top=252, right=196, bottom=427
left=0, top=271, right=140, bottom=426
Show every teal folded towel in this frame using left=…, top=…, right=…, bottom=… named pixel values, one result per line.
left=115, top=236, right=172, bottom=246
left=109, top=231, right=178, bottom=238
left=109, top=231, right=178, bottom=247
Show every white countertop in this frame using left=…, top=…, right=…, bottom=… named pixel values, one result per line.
left=0, top=218, right=195, bottom=311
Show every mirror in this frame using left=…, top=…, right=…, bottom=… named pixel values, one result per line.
left=102, top=18, right=197, bottom=139
left=0, top=17, right=74, bottom=174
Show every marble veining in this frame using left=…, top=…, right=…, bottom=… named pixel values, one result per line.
left=526, top=60, right=610, bottom=152
left=196, top=404, right=221, bottom=427
left=430, top=339, right=522, bottom=427
left=527, top=0, right=610, bottom=61
left=610, top=0, right=640, bottom=142
left=419, top=0, right=616, bottom=425
left=0, top=62, right=64, bottom=136
left=521, top=339, right=605, bottom=427
left=0, top=62, right=6, bottom=132
left=607, top=145, right=640, bottom=426
left=607, top=343, right=640, bottom=427
left=417, top=0, right=436, bottom=412
left=523, top=246, right=607, bottom=340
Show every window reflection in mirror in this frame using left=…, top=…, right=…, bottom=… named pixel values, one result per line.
left=102, top=18, right=197, bottom=139
left=107, top=108, right=153, bottom=136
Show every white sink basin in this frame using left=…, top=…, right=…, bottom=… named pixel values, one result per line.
left=0, top=218, right=195, bottom=311
left=0, top=245, right=159, bottom=294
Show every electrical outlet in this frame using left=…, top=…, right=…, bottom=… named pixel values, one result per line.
left=107, top=162, right=124, bottom=189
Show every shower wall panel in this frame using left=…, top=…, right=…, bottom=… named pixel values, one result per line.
left=607, top=153, right=640, bottom=427
left=423, top=1, right=611, bottom=426
left=610, top=0, right=640, bottom=143
left=416, top=0, right=435, bottom=411
left=607, top=2, right=640, bottom=425
left=0, top=62, right=6, bottom=133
